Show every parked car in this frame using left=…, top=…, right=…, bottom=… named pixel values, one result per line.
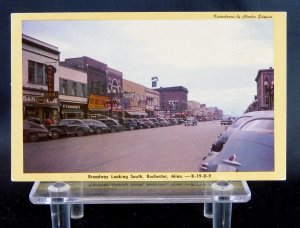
left=157, top=118, right=168, bottom=127
left=24, top=120, right=49, bottom=142
left=132, top=118, right=147, bottom=129
left=185, top=117, right=197, bottom=126
left=168, top=118, right=178, bottom=125
left=140, top=118, right=155, bottom=128
left=48, top=119, right=91, bottom=139
left=148, top=118, right=161, bottom=127
left=176, top=118, right=185, bottom=125
left=201, top=111, right=274, bottom=172
left=82, top=119, right=109, bottom=134
left=27, top=117, right=42, bottom=125
left=118, top=118, right=138, bottom=130
left=211, top=111, right=272, bottom=152
left=98, top=118, right=123, bottom=133
left=220, top=117, right=233, bottom=125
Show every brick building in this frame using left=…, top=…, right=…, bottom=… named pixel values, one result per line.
left=255, top=67, right=274, bottom=110
left=154, top=86, right=188, bottom=117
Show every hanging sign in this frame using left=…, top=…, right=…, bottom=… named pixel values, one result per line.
left=44, top=65, right=58, bottom=101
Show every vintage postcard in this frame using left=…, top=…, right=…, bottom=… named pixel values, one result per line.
left=11, top=12, right=286, bottom=181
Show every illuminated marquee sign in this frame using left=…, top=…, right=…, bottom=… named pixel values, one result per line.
left=44, top=65, right=58, bottom=101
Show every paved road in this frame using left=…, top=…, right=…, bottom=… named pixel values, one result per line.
left=24, top=121, right=226, bottom=173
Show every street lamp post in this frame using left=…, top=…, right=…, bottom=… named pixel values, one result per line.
left=264, top=79, right=274, bottom=110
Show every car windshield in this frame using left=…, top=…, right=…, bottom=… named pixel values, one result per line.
left=241, top=119, right=274, bottom=133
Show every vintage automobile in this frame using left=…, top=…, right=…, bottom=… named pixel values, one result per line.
left=118, top=118, right=138, bottom=130
left=82, top=119, right=109, bottom=134
left=48, top=119, right=91, bottom=139
left=97, top=118, right=123, bottom=133
left=23, top=120, right=49, bottom=142
left=200, top=111, right=274, bottom=172
left=185, top=117, right=197, bottom=126
left=211, top=111, right=272, bottom=152
left=147, top=118, right=161, bottom=127
left=168, top=118, right=178, bottom=125
left=140, top=118, right=156, bottom=128
left=220, top=117, right=233, bottom=125
left=132, top=118, right=147, bottom=129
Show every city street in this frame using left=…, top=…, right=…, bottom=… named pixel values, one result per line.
left=24, top=121, right=226, bottom=173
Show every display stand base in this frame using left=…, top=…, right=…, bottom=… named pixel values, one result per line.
left=30, top=181, right=251, bottom=228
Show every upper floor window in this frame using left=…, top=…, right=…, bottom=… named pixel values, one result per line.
left=72, top=82, right=77, bottom=96
left=28, top=60, right=47, bottom=85
left=62, top=79, right=68, bottom=95
left=81, top=84, right=86, bottom=97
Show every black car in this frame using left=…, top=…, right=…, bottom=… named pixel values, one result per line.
left=82, top=119, right=109, bottom=134
left=24, top=120, right=49, bottom=142
left=168, top=118, right=178, bottom=125
left=118, top=118, right=138, bottom=130
left=132, top=118, right=147, bottom=129
left=98, top=118, right=123, bottom=133
left=148, top=118, right=161, bottom=127
left=140, top=118, right=155, bottom=128
left=48, top=119, right=91, bottom=139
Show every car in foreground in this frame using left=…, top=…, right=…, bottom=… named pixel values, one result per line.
left=98, top=118, right=123, bottom=133
left=211, top=111, right=272, bottom=152
left=201, top=111, right=274, bottom=172
left=82, top=119, right=109, bottom=134
left=24, top=120, right=49, bottom=142
left=48, top=119, right=91, bottom=139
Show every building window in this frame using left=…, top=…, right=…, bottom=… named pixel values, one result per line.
left=81, top=84, right=85, bottom=97
left=28, top=61, right=35, bottom=82
left=28, top=60, right=46, bottom=84
left=62, top=79, right=68, bottom=95
left=72, top=82, right=77, bottom=96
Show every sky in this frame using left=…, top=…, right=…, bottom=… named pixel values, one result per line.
left=23, top=19, right=273, bottom=115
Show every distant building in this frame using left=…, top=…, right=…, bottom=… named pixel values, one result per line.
left=187, top=100, right=201, bottom=116
left=145, top=88, right=160, bottom=117
left=255, top=67, right=274, bottom=110
left=154, top=86, right=188, bottom=117
left=22, top=34, right=60, bottom=122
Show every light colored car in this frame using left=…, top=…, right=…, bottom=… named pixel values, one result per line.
left=201, top=111, right=274, bottom=172
left=211, top=111, right=272, bottom=152
left=185, top=117, right=197, bottom=126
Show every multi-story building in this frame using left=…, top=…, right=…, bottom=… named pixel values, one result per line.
left=154, top=86, right=188, bottom=117
left=145, top=88, right=160, bottom=117
left=22, top=34, right=60, bottom=122
left=187, top=100, right=201, bottom=116
left=58, top=64, right=88, bottom=119
left=255, top=67, right=274, bottom=110
left=123, top=79, right=148, bottom=117
left=61, top=56, right=109, bottom=116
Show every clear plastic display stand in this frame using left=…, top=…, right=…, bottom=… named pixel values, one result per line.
left=30, top=181, right=251, bottom=228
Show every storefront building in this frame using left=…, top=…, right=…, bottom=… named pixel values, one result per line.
left=58, top=64, right=88, bottom=119
left=22, top=34, right=60, bottom=123
left=145, top=88, right=160, bottom=117
left=154, top=86, right=188, bottom=118
left=123, top=79, right=148, bottom=118
left=255, top=67, right=274, bottom=111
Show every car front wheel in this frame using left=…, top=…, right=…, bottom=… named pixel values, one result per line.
left=50, top=130, right=59, bottom=139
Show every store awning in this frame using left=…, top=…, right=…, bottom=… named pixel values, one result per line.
left=126, top=111, right=149, bottom=116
